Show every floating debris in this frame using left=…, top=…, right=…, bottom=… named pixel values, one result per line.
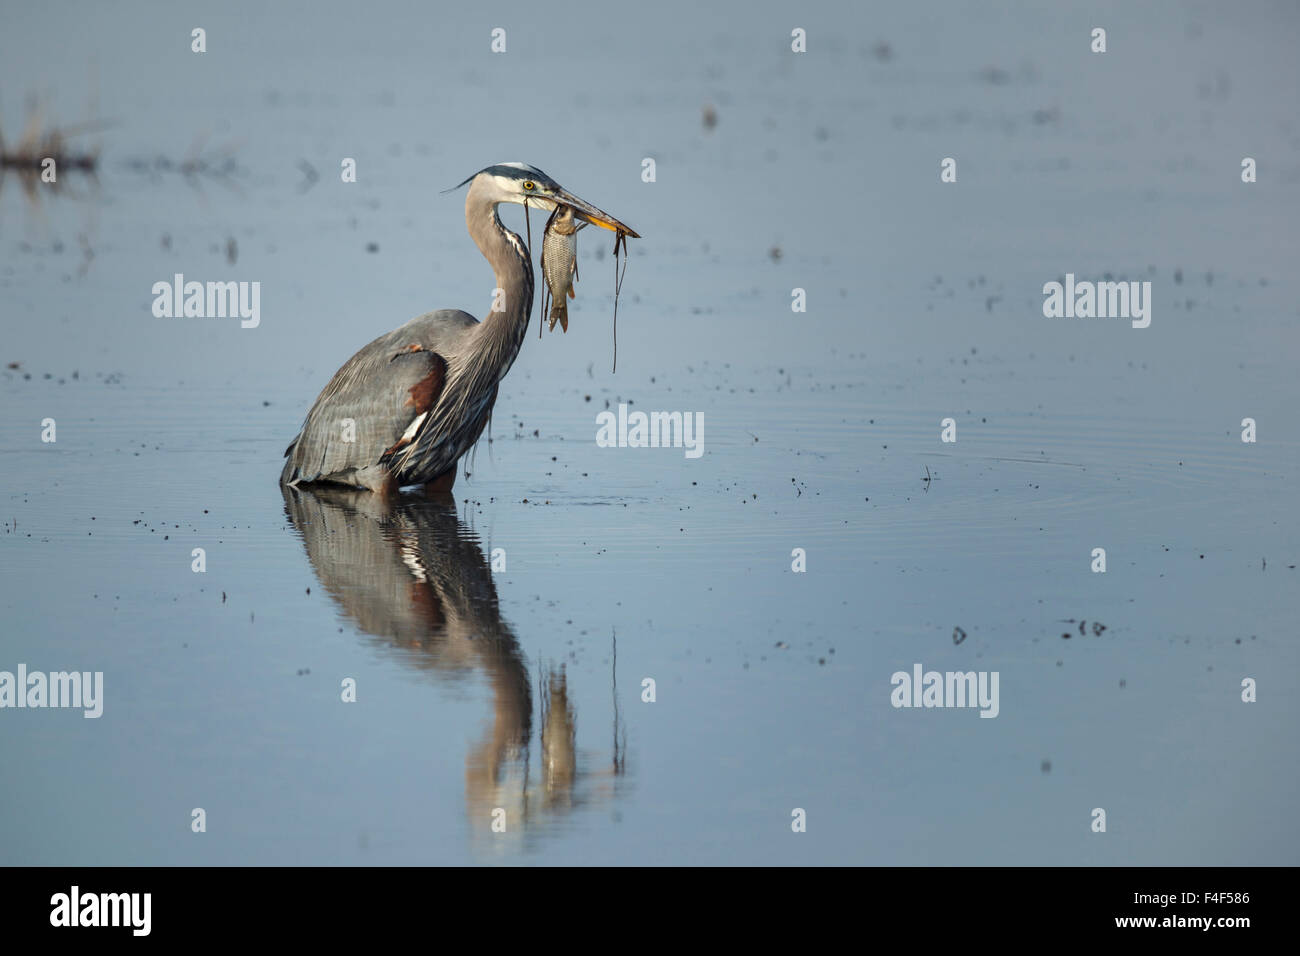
left=0, top=99, right=103, bottom=201
left=122, top=130, right=244, bottom=189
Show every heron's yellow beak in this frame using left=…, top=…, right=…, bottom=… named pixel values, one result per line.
left=552, top=188, right=640, bottom=238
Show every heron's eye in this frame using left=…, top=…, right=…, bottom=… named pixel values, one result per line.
left=523, top=181, right=536, bottom=191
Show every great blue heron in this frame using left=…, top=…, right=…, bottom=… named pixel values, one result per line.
left=281, top=162, right=638, bottom=494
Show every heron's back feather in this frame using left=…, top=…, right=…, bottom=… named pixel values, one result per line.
left=281, top=310, right=478, bottom=489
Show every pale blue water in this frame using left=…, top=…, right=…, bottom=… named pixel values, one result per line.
left=1, top=0, right=1297, bottom=864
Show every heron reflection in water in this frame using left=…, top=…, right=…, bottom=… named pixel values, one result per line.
left=281, top=484, right=628, bottom=844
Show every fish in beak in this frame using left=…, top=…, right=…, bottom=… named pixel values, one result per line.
left=550, top=187, right=640, bottom=238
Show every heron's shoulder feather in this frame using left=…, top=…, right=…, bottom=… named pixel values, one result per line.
left=280, top=324, right=454, bottom=486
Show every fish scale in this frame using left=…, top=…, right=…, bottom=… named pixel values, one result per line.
left=542, top=204, right=581, bottom=332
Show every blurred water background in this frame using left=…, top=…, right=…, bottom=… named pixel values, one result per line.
left=1, top=0, right=1297, bottom=864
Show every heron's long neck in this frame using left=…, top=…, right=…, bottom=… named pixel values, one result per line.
left=467, top=200, right=535, bottom=381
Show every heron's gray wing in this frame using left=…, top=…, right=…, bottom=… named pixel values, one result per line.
left=282, top=315, right=472, bottom=485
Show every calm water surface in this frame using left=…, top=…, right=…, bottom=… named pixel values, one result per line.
left=1, top=0, right=1297, bottom=864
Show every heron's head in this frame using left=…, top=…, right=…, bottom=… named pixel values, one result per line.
left=454, top=162, right=640, bottom=238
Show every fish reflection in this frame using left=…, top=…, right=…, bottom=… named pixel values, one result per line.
left=281, top=484, right=628, bottom=847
